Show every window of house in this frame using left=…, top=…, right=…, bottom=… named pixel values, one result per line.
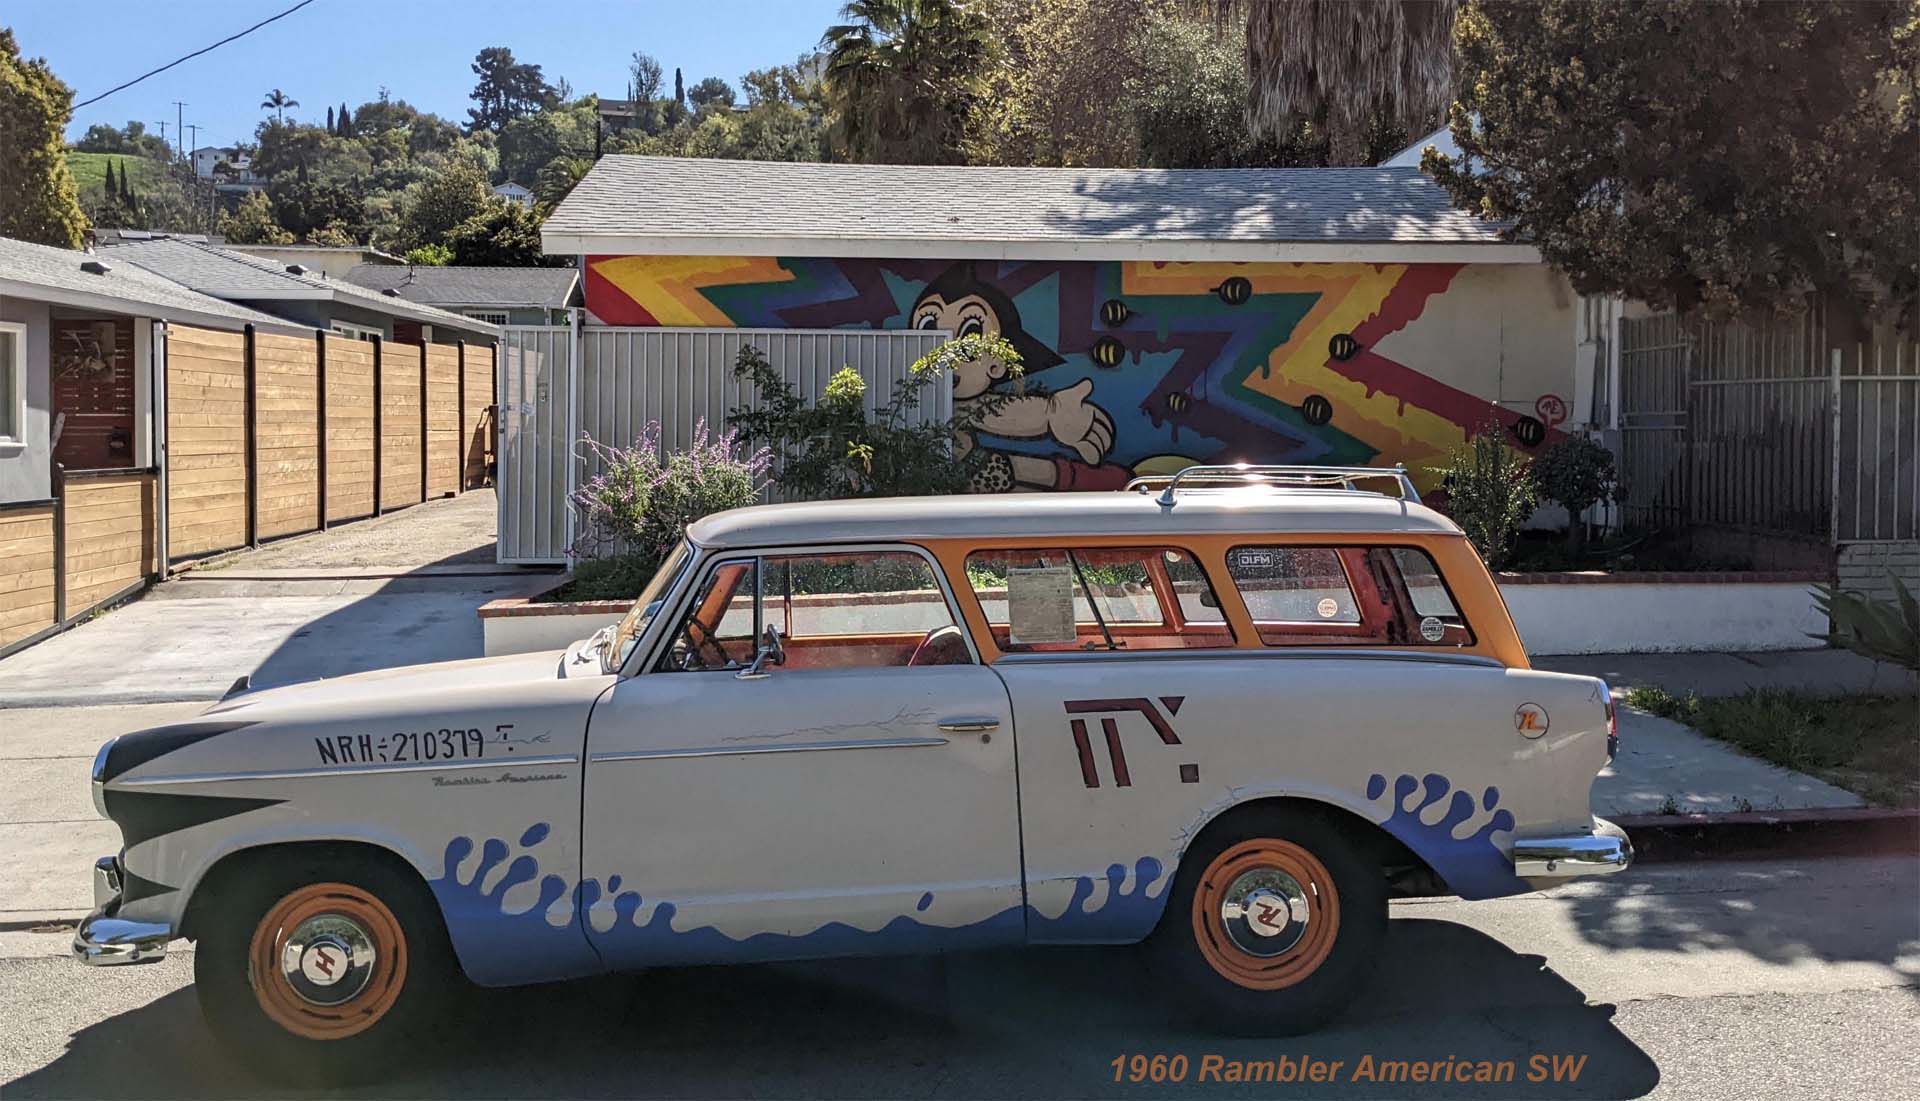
left=464, top=311, right=510, bottom=326
left=0, top=322, right=24, bottom=444
left=1225, top=545, right=1474, bottom=647
left=657, top=550, right=968, bottom=672
left=330, top=321, right=381, bottom=342
left=965, top=546, right=1232, bottom=652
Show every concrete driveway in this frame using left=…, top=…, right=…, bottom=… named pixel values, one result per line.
left=0, top=490, right=558, bottom=923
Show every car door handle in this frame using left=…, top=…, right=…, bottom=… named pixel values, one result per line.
left=937, top=716, right=1000, bottom=734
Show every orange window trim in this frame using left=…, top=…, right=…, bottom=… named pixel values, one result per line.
left=920, top=533, right=1528, bottom=669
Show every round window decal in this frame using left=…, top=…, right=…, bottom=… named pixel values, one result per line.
left=1420, top=616, right=1446, bottom=643
left=1315, top=597, right=1339, bottom=619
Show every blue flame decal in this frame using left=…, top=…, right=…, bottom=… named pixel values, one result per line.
left=1366, top=772, right=1525, bottom=900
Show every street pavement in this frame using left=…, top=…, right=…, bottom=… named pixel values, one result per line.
left=1, top=856, right=1914, bottom=1099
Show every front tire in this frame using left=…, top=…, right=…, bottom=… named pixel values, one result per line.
left=194, top=855, right=454, bottom=1084
left=1149, top=807, right=1386, bottom=1035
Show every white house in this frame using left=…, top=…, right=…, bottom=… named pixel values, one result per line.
left=493, top=182, right=534, bottom=210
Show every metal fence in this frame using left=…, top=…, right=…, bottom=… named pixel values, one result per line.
left=497, top=325, right=951, bottom=564
left=1617, top=310, right=1919, bottom=551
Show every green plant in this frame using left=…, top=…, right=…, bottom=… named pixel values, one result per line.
left=1533, top=436, right=1617, bottom=550
left=1431, top=422, right=1537, bottom=569
left=403, top=244, right=453, bottom=266
left=542, top=554, right=662, bottom=603
left=727, top=333, right=1024, bottom=500
left=1623, top=684, right=1693, bottom=720
left=2, top=30, right=88, bottom=249
left=1811, top=575, right=1920, bottom=672
left=568, top=419, right=770, bottom=566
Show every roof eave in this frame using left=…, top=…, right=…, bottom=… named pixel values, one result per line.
left=542, top=233, right=1540, bottom=265
left=0, top=277, right=308, bottom=336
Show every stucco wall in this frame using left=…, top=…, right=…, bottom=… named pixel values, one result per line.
left=1837, top=542, right=1920, bottom=604
left=0, top=297, right=53, bottom=504
left=583, top=257, right=1577, bottom=494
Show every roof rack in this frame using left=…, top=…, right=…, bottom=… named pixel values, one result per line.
left=1127, top=463, right=1422, bottom=506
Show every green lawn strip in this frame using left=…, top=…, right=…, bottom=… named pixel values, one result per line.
left=65, top=152, right=169, bottom=196
left=1625, top=685, right=1920, bottom=808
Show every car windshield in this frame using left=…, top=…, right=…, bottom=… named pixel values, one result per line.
left=605, top=541, right=693, bottom=672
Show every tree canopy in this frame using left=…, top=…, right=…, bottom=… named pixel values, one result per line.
left=467, top=47, right=557, bottom=133
left=1, top=29, right=87, bottom=248
left=823, top=0, right=995, bottom=164
left=1426, top=0, right=1919, bottom=323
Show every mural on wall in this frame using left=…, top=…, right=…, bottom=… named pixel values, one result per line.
left=585, top=256, right=1568, bottom=492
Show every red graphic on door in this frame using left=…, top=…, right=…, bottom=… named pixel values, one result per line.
left=1063, top=697, right=1189, bottom=789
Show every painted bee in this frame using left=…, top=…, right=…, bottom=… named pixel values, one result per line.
left=1300, top=394, right=1334, bottom=426
left=1510, top=415, right=1547, bottom=448
left=1328, top=333, right=1361, bottom=361
left=1091, top=336, right=1125, bottom=368
left=1213, top=276, right=1252, bottom=305
left=1165, top=392, right=1191, bottom=415
left=1099, top=299, right=1131, bottom=326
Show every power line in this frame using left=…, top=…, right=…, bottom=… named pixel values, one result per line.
left=73, top=0, right=320, bottom=110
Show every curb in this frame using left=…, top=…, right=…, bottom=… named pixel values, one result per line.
left=1616, top=807, right=1920, bottom=864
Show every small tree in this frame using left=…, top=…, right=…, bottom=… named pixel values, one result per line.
left=1432, top=422, right=1537, bottom=569
left=0, top=29, right=88, bottom=248
left=218, top=191, right=294, bottom=245
left=1533, top=436, right=1617, bottom=551
left=727, top=334, right=1024, bottom=500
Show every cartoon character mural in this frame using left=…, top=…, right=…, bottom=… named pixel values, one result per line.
left=583, top=255, right=1571, bottom=493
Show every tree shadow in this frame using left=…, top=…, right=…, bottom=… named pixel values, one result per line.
left=8, top=918, right=1656, bottom=1100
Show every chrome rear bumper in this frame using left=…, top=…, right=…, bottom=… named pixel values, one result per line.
left=1512, top=817, right=1634, bottom=878
left=73, top=856, right=172, bottom=966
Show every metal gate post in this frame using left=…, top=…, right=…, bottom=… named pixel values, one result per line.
left=151, top=322, right=169, bottom=577
left=1830, top=347, right=1842, bottom=545
left=564, top=309, right=581, bottom=556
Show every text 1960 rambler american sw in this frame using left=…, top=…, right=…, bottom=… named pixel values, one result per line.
left=77, top=464, right=1629, bottom=1081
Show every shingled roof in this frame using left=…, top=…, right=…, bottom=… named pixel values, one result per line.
left=542, top=156, right=1532, bottom=263
left=341, top=265, right=579, bottom=310
left=0, top=236, right=303, bottom=334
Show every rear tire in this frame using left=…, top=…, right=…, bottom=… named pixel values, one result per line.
left=194, top=854, right=455, bottom=1085
left=1149, top=807, right=1386, bottom=1035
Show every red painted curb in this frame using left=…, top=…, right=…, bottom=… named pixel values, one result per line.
left=1616, top=807, right=1919, bottom=864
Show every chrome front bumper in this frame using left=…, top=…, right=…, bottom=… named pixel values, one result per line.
left=1512, top=817, right=1634, bottom=878
left=73, top=856, right=172, bottom=966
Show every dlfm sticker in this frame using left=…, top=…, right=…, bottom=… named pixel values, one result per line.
left=1315, top=598, right=1339, bottom=619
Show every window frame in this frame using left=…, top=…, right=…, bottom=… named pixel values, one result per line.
left=961, top=543, right=1237, bottom=657
left=464, top=310, right=511, bottom=326
left=1224, top=542, right=1477, bottom=649
left=0, top=321, right=25, bottom=445
left=638, top=542, right=981, bottom=675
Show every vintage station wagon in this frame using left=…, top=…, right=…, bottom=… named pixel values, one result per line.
left=77, top=464, right=1630, bottom=1080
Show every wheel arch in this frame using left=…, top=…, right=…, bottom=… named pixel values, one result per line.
left=1178, top=794, right=1449, bottom=899
left=180, top=838, right=444, bottom=944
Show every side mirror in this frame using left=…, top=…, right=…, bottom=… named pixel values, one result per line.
left=736, top=624, right=785, bottom=680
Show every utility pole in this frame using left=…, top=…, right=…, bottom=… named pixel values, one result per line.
left=154, top=119, right=167, bottom=147
left=185, top=123, right=201, bottom=160
left=171, top=101, right=188, bottom=160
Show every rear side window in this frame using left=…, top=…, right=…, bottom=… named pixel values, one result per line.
left=1226, top=545, right=1473, bottom=647
left=966, top=546, right=1233, bottom=652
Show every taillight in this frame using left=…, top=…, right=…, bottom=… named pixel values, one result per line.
left=1602, top=680, right=1618, bottom=761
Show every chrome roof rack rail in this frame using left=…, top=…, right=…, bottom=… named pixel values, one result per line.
left=1126, top=463, right=1422, bottom=506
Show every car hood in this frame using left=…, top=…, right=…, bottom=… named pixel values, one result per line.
left=199, top=648, right=572, bottom=719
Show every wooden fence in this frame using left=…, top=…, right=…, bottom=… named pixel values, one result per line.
left=163, top=324, right=496, bottom=564
left=0, top=324, right=496, bottom=658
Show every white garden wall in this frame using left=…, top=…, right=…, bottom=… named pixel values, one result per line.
left=1496, top=574, right=1829, bottom=656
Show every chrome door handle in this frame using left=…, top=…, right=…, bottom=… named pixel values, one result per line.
left=937, top=717, right=1000, bottom=734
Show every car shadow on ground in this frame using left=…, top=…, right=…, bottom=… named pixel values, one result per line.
left=7, top=918, right=1658, bottom=1100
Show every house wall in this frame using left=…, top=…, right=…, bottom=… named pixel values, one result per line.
left=0, top=297, right=54, bottom=504
left=583, top=256, right=1578, bottom=493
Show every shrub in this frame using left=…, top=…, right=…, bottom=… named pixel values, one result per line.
left=1533, top=436, right=1617, bottom=550
left=727, top=333, right=1024, bottom=499
left=567, top=419, right=770, bottom=568
left=1432, top=422, right=1537, bottom=569
left=1812, top=575, right=1919, bottom=672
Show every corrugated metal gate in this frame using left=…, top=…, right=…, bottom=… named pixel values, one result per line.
left=1617, top=311, right=1918, bottom=551
left=497, top=325, right=951, bottom=564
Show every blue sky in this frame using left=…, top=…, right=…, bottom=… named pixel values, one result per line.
left=9, top=0, right=845, bottom=150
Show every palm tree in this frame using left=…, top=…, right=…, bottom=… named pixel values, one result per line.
left=1224, top=0, right=1457, bottom=165
left=260, top=88, right=299, bottom=125
left=821, top=0, right=994, bottom=164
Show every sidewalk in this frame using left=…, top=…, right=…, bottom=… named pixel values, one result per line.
left=1538, top=649, right=1912, bottom=818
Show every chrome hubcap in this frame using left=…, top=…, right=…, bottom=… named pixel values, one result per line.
left=279, top=915, right=375, bottom=1006
left=1219, top=869, right=1311, bottom=956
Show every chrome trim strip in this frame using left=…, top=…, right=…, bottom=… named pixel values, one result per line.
left=114, top=754, right=581, bottom=786
left=73, top=911, right=172, bottom=966
left=992, top=648, right=1505, bottom=669
left=937, top=717, right=1001, bottom=733
left=1513, top=817, right=1634, bottom=877
left=592, top=736, right=949, bottom=763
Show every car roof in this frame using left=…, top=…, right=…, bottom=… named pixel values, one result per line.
left=686, top=489, right=1463, bottom=550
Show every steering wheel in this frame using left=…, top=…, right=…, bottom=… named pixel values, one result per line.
left=680, top=617, right=732, bottom=670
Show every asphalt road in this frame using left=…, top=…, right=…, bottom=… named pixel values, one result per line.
left=2, top=855, right=1913, bottom=1100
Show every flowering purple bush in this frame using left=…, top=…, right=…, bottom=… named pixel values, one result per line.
left=568, top=419, right=771, bottom=566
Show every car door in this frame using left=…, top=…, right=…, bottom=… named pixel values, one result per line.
left=580, top=544, right=1024, bottom=969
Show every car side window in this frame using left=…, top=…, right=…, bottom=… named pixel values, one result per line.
left=965, top=546, right=1233, bottom=652
left=1225, top=545, right=1475, bottom=647
left=658, top=550, right=969, bottom=672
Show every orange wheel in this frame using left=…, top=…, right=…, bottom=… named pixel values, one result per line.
left=1189, top=838, right=1342, bottom=990
left=247, top=882, right=409, bottom=1041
